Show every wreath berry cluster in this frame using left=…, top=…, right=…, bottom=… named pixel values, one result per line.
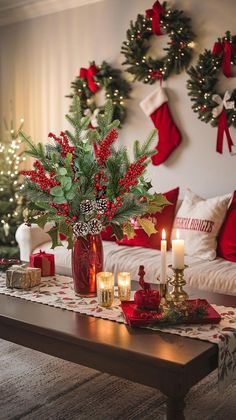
left=187, top=31, right=236, bottom=128
left=68, top=61, right=131, bottom=126
left=121, top=1, right=195, bottom=84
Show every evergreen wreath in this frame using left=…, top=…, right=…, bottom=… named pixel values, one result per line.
left=68, top=61, right=131, bottom=126
left=187, top=31, right=236, bottom=128
left=121, top=0, right=195, bottom=84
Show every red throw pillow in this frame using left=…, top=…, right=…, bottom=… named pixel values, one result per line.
left=218, top=190, right=236, bottom=262
left=117, top=187, right=179, bottom=250
left=101, top=225, right=116, bottom=241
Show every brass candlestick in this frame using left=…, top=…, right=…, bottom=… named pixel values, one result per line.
left=165, top=265, right=189, bottom=307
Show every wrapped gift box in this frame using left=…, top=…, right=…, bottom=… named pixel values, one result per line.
left=29, top=250, right=55, bottom=277
left=6, top=265, right=41, bottom=289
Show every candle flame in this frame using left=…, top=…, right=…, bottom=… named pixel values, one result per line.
left=176, top=229, right=180, bottom=239
left=162, top=228, right=166, bottom=240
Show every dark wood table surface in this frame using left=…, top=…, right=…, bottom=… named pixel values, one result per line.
left=0, top=286, right=235, bottom=420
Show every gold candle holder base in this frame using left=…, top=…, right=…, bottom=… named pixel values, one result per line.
left=158, top=283, right=168, bottom=299
left=165, top=265, right=189, bottom=308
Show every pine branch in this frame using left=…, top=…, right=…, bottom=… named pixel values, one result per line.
left=20, top=131, right=38, bottom=156
left=111, top=197, right=146, bottom=224
left=140, top=129, right=157, bottom=155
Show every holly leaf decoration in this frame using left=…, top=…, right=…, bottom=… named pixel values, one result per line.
left=111, top=223, right=124, bottom=240
left=48, top=227, right=62, bottom=249
left=147, top=193, right=171, bottom=214
left=59, top=222, right=73, bottom=249
left=123, top=222, right=136, bottom=240
left=137, top=217, right=156, bottom=237
left=36, top=213, right=49, bottom=229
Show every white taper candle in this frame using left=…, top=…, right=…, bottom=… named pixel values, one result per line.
left=172, top=229, right=185, bottom=269
left=160, top=228, right=167, bottom=283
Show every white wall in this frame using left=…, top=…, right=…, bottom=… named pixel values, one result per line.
left=0, top=0, right=236, bottom=198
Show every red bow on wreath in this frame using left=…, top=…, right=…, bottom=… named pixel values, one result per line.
left=212, top=91, right=236, bottom=155
left=151, top=70, right=163, bottom=84
left=146, top=1, right=164, bottom=36
left=212, top=39, right=236, bottom=78
left=79, top=64, right=99, bottom=93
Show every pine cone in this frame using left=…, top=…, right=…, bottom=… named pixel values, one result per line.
left=80, top=200, right=95, bottom=215
left=73, top=221, right=89, bottom=237
left=96, top=199, right=108, bottom=214
left=88, top=218, right=103, bottom=235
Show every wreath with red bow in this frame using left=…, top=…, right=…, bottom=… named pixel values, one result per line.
left=187, top=31, right=236, bottom=155
left=68, top=61, right=131, bottom=126
left=121, top=1, right=195, bottom=84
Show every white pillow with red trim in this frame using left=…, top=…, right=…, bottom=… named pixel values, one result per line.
left=172, top=189, right=231, bottom=260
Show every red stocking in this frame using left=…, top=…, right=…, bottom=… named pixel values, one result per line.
left=140, top=87, right=182, bottom=165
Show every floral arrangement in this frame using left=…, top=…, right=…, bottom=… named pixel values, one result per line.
left=20, top=98, right=169, bottom=248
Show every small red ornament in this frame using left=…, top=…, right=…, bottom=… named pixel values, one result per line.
left=29, top=250, right=55, bottom=277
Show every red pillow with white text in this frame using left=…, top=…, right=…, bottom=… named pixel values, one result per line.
left=218, top=190, right=236, bottom=262
left=117, top=187, right=179, bottom=250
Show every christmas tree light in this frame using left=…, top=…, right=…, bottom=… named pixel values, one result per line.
left=0, top=118, right=26, bottom=258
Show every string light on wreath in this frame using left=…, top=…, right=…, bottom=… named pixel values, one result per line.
left=187, top=31, right=236, bottom=155
left=121, top=0, right=195, bottom=84
left=67, top=61, right=131, bottom=126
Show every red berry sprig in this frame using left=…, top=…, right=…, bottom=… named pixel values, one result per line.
left=21, top=160, right=59, bottom=192
left=96, top=128, right=118, bottom=165
left=48, top=131, right=75, bottom=158
left=50, top=202, right=69, bottom=218
left=104, top=196, right=122, bottom=220
left=119, top=156, right=147, bottom=192
left=94, top=171, right=108, bottom=198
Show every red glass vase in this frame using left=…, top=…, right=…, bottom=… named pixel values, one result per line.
left=72, top=234, right=103, bottom=297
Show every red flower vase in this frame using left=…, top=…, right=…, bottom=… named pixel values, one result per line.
left=72, top=234, right=103, bottom=297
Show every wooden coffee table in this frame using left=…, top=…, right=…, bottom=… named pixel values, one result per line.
left=0, top=289, right=235, bottom=420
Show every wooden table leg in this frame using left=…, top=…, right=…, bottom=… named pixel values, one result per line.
left=166, top=395, right=186, bottom=420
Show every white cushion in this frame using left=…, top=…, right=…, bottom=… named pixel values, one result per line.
left=172, top=189, right=231, bottom=260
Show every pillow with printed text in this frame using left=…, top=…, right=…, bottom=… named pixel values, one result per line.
left=172, top=189, right=231, bottom=260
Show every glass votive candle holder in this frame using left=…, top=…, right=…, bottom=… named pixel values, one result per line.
left=118, top=272, right=131, bottom=301
left=96, top=272, right=114, bottom=307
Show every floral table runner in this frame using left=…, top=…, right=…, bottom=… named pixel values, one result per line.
left=0, top=273, right=235, bottom=389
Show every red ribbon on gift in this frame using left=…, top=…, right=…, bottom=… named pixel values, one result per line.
left=146, top=1, right=164, bottom=36
left=216, top=109, right=234, bottom=154
left=79, top=64, right=99, bottom=93
left=212, top=39, right=236, bottom=78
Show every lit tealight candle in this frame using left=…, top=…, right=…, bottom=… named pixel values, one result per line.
left=172, top=229, right=185, bottom=269
left=96, top=272, right=114, bottom=307
left=118, top=272, right=131, bottom=301
left=160, top=228, right=167, bottom=284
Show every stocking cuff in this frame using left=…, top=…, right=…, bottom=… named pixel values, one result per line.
left=140, top=87, right=168, bottom=116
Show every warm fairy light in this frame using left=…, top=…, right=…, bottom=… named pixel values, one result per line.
left=162, top=228, right=166, bottom=240
left=188, top=41, right=196, bottom=48
left=20, top=118, right=24, bottom=123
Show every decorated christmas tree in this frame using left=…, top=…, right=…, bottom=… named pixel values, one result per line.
left=0, top=119, right=26, bottom=258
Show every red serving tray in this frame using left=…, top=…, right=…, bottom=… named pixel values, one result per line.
left=121, top=299, right=221, bottom=327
